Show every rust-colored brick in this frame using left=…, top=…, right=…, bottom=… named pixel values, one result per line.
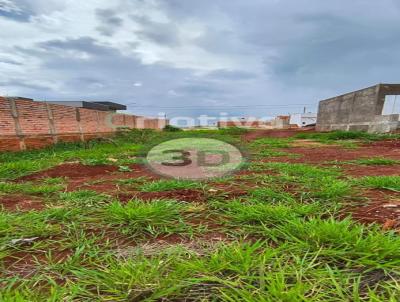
left=0, top=97, right=168, bottom=151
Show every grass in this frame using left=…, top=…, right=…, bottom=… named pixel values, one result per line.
left=103, top=199, right=192, bottom=237
left=296, top=130, right=400, bottom=142
left=1, top=129, right=400, bottom=301
left=250, top=187, right=296, bottom=204
left=350, top=157, right=400, bottom=166
left=0, top=181, right=64, bottom=196
left=356, top=176, right=400, bottom=192
left=58, top=190, right=111, bottom=208
left=0, top=140, right=141, bottom=181
left=139, top=179, right=206, bottom=192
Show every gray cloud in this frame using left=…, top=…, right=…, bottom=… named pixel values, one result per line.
left=207, top=69, right=257, bottom=80
left=95, top=8, right=124, bottom=36
left=0, top=0, right=31, bottom=22
left=0, top=57, right=22, bottom=65
left=132, top=15, right=180, bottom=46
left=37, top=37, right=116, bottom=56
left=0, top=78, right=53, bottom=91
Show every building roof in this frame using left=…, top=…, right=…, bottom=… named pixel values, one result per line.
left=40, top=100, right=127, bottom=111
left=92, top=101, right=127, bottom=111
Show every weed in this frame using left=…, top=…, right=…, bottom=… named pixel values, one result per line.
left=139, top=179, right=205, bottom=192
left=58, top=190, right=111, bottom=208
left=118, top=165, right=132, bottom=172
left=250, top=187, right=296, bottom=204
left=103, top=199, right=191, bottom=237
left=222, top=200, right=302, bottom=228
left=115, top=176, right=149, bottom=185
left=0, top=211, right=62, bottom=248
left=163, top=125, right=183, bottom=132
left=351, top=157, right=399, bottom=166
left=0, top=182, right=63, bottom=196
left=296, top=130, right=400, bottom=142
left=355, top=176, right=400, bottom=192
left=266, top=217, right=400, bottom=268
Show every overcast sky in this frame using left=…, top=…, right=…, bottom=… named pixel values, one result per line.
left=1, top=0, right=400, bottom=120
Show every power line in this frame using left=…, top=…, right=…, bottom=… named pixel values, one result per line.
left=125, top=103, right=317, bottom=109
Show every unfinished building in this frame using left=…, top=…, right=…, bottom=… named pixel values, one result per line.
left=316, top=84, right=400, bottom=133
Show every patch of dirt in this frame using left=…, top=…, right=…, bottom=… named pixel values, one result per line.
left=2, top=248, right=72, bottom=279
left=66, top=164, right=160, bottom=191
left=341, top=164, right=400, bottom=177
left=208, top=183, right=250, bottom=199
left=118, top=189, right=206, bottom=203
left=0, top=195, right=44, bottom=211
left=285, top=144, right=400, bottom=164
left=344, top=189, right=400, bottom=229
left=364, top=140, right=400, bottom=148
left=18, top=163, right=119, bottom=181
left=17, top=163, right=160, bottom=193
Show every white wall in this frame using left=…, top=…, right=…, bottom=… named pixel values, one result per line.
left=290, top=113, right=317, bottom=127
left=382, top=95, right=400, bottom=115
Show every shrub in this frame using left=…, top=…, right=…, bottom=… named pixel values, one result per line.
left=163, top=125, right=183, bottom=132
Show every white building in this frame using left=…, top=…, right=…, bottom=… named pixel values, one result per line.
left=290, top=113, right=317, bottom=128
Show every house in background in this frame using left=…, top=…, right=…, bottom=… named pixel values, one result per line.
left=290, top=113, right=317, bottom=128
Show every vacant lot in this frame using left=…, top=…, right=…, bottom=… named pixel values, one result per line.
left=1, top=129, right=400, bottom=301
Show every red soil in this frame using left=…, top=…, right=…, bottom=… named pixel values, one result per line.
left=286, top=143, right=400, bottom=164
left=341, top=164, right=400, bottom=177
left=17, top=163, right=160, bottom=192
left=0, top=195, right=44, bottom=211
left=2, top=248, right=72, bottom=278
left=18, top=163, right=119, bottom=181
left=345, top=189, right=400, bottom=228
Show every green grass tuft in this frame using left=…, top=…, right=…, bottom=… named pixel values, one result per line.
left=103, top=199, right=191, bottom=237
left=139, top=179, right=205, bottom=192
left=0, top=182, right=63, bottom=196
left=296, top=130, right=400, bottom=142
left=355, top=176, right=400, bottom=192
left=58, top=190, right=111, bottom=207
left=351, top=157, right=399, bottom=166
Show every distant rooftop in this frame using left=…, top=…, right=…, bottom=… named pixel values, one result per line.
left=39, top=100, right=127, bottom=111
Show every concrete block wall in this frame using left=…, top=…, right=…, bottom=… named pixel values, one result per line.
left=0, top=97, right=168, bottom=152
left=316, top=84, right=400, bottom=133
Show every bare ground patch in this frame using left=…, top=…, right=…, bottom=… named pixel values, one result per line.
left=0, top=195, right=45, bottom=212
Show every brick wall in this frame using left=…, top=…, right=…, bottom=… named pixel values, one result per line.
left=0, top=97, right=168, bottom=151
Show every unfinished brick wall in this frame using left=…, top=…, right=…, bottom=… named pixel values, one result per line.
left=0, top=97, right=168, bottom=152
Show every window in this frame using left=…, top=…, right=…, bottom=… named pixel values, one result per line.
left=382, top=95, right=400, bottom=115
